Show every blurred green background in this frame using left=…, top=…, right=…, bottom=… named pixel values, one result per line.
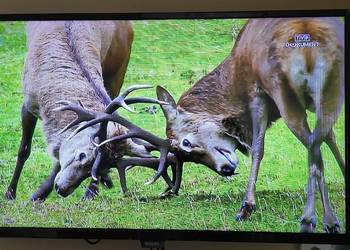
left=0, top=19, right=345, bottom=232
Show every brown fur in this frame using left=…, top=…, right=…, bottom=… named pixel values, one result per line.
left=163, top=17, right=344, bottom=231
left=5, top=21, right=134, bottom=201
left=177, top=17, right=343, bottom=149
left=24, top=21, right=133, bottom=157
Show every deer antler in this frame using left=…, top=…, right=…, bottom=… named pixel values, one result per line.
left=55, top=85, right=173, bottom=183
left=113, top=154, right=178, bottom=195
left=53, top=100, right=98, bottom=136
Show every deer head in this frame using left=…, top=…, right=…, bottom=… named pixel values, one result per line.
left=53, top=85, right=169, bottom=197
left=54, top=122, right=150, bottom=197
left=157, top=85, right=250, bottom=177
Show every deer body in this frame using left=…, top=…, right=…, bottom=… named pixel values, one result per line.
left=24, top=21, right=133, bottom=150
left=6, top=20, right=138, bottom=200
left=157, top=17, right=344, bottom=232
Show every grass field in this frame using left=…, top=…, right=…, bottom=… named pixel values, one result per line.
left=0, top=20, right=345, bottom=232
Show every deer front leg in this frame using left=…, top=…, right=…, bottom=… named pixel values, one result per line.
left=235, top=94, right=268, bottom=221
left=83, top=173, right=113, bottom=200
left=31, top=160, right=60, bottom=201
left=5, top=105, right=37, bottom=200
left=83, top=179, right=100, bottom=200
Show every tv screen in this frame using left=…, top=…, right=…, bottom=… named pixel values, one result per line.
left=0, top=10, right=348, bottom=244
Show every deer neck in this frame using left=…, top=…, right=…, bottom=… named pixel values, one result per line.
left=179, top=55, right=250, bottom=118
left=177, top=54, right=253, bottom=147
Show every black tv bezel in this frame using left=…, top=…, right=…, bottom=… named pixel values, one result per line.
left=0, top=9, right=348, bottom=245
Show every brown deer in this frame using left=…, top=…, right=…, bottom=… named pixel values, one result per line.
left=5, top=20, right=174, bottom=201
left=155, top=17, right=345, bottom=233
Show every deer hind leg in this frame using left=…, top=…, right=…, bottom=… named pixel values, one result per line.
left=269, top=69, right=343, bottom=233
left=309, top=125, right=340, bottom=233
left=268, top=77, right=317, bottom=232
left=325, top=129, right=345, bottom=178
left=316, top=154, right=340, bottom=233
left=235, top=93, right=268, bottom=221
left=5, top=105, right=37, bottom=200
left=274, top=99, right=317, bottom=233
left=31, top=160, right=60, bottom=201
left=103, top=58, right=129, bottom=98
left=311, top=76, right=343, bottom=234
left=102, top=32, right=132, bottom=98
left=300, top=133, right=339, bottom=233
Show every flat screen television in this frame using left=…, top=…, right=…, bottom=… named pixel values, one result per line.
left=0, top=10, right=348, bottom=245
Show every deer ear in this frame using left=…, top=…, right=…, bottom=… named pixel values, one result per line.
left=221, top=116, right=250, bottom=156
left=156, top=85, right=177, bottom=122
left=221, top=116, right=240, bottom=134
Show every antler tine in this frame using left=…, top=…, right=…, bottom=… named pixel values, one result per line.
left=91, top=150, right=103, bottom=181
left=57, top=119, right=83, bottom=136
left=159, top=159, right=183, bottom=197
left=63, top=93, right=169, bottom=143
left=170, top=159, right=183, bottom=195
left=89, top=114, right=172, bottom=185
left=144, top=148, right=169, bottom=185
left=86, top=108, right=173, bottom=184
left=91, top=132, right=137, bottom=148
left=131, top=138, right=158, bottom=152
left=125, top=97, right=168, bottom=106
left=105, top=84, right=153, bottom=113
left=121, top=84, right=153, bottom=98
left=57, top=85, right=174, bottom=183
left=67, top=115, right=112, bottom=140
left=54, top=100, right=97, bottom=135
left=111, top=155, right=177, bottom=194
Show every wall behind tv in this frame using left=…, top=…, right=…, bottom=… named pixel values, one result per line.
left=0, top=0, right=348, bottom=250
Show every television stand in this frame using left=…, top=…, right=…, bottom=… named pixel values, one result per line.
left=140, top=240, right=165, bottom=250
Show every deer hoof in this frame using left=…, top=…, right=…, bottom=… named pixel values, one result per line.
left=235, top=211, right=251, bottom=221
left=323, top=223, right=340, bottom=234
left=30, top=189, right=50, bottom=202
left=82, top=188, right=99, bottom=200
left=30, top=194, right=46, bottom=202
left=159, top=189, right=178, bottom=198
left=300, top=217, right=316, bottom=233
left=235, top=203, right=255, bottom=221
left=5, top=189, right=16, bottom=200
left=122, top=191, right=131, bottom=197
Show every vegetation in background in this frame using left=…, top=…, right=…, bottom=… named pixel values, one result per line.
left=0, top=19, right=345, bottom=232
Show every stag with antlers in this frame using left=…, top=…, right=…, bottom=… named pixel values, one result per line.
left=5, top=21, right=179, bottom=201
left=154, top=17, right=344, bottom=233
left=54, top=84, right=183, bottom=197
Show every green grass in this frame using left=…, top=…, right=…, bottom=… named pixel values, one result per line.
left=0, top=20, right=345, bottom=233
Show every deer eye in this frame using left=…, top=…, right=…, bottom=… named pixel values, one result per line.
left=79, top=152, right=87, bottom=162
left=182, top=139, right=192, bottom=147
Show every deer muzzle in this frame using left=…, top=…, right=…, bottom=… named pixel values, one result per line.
left=215, top=147, right=238, bottom=176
